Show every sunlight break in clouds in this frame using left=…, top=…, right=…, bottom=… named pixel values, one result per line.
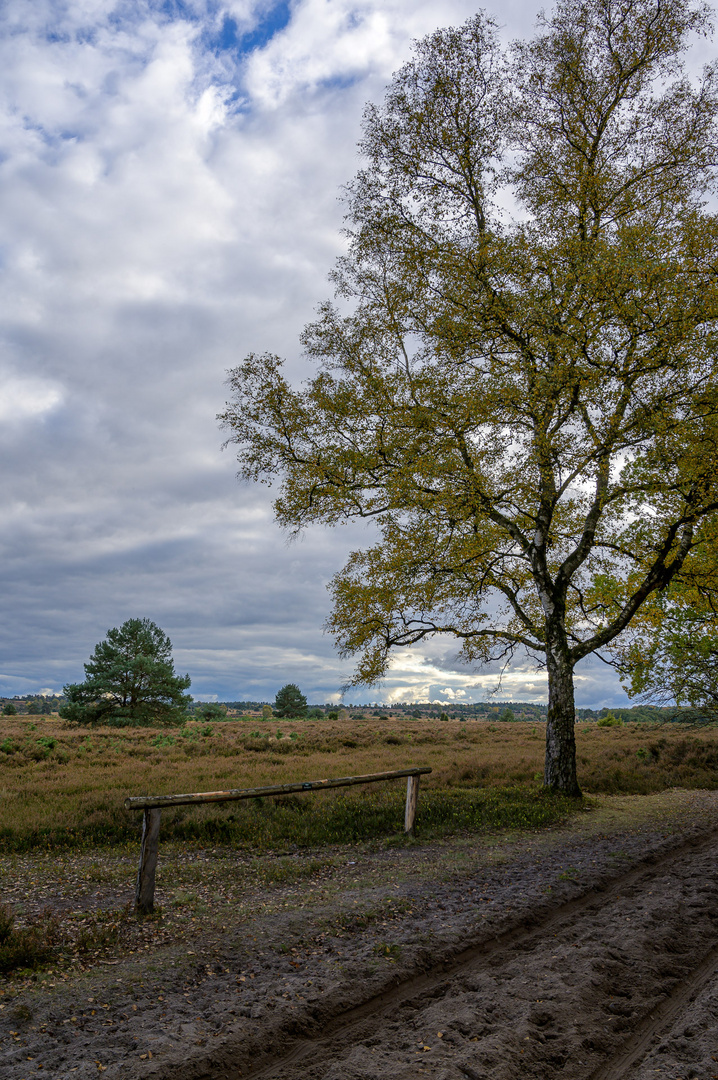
left=0, top=376, right=63, bottom=422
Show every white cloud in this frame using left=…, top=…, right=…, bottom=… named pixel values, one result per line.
left=439, top=687, right=467, bottom=700
left=0, top=375, right=63, bottom=422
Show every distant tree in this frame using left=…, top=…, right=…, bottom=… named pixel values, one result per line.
left=198, top=703, right=227, bottom=721
left=2, top=703, right=16, bottom=715
left=60, top=618, right=191, bottom=726
left=500, top=708, right=515, bottom=723
left=274, top=683, right=308, bottom=718
left=262, top=703, right=273, bottom=719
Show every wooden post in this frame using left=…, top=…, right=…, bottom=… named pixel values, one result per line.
left=134, top=808, right=161, bottom=915
left=404, top=774, right=420, bottom=834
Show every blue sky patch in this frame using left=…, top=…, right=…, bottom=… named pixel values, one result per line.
left=208, top=1, right=293, bottom=58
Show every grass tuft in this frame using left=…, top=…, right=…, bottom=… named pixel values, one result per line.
left=0, top=905, right=59, bottom=973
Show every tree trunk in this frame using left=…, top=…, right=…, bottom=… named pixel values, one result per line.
left=544, top=636, right=581, bottom=796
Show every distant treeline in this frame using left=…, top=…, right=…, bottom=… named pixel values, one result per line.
left=1, top=696, right=713, bottom=724
left=192, top=700, right=713, bottom=724
left=1, top=695, right=65, bottom=715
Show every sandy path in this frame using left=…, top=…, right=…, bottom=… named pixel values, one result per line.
left=1, top=790, right=718, bottom=1080
left=233, top=829, right=718, bottom=1080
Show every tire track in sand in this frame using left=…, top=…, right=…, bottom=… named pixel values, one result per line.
left=235, top=827, right=718, bottom=1080
left=587, top=940, right=718, bottom=1080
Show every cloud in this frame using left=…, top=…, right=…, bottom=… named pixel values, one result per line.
left=439, top=687, right=467, bottom=701
left=0, top=0, right=640, bottom=707
left=0, top=375, right=63, bottom=422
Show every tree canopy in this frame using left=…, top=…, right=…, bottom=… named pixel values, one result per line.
left=220, top=0, right=718, bottom=795
left=61, top=618, right=192, bottom=726
left=274, top=683, right=308, bottom=718
left=617, top=520, right=718, bottom=715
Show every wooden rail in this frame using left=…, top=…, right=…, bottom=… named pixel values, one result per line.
left=127, top=766, right=431, bottom=915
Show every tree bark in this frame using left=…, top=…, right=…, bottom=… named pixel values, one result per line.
left=544, top=633, right=581, bottom=796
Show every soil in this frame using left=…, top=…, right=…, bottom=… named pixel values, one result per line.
left=2, top=788, right=718, bottom=1080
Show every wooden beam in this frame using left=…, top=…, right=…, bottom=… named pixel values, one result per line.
left=125, top=767, right=432, bottom=811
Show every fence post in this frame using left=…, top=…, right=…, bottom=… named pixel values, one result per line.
left=404, top=774, right=420, bottom=834
left=134, top=808, right=161, bottom=915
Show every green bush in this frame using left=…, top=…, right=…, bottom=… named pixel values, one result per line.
left=597, top=712, right=623, bottom=727
left=0, top=784, right=581, bottom=854
left=197, top=703, right=227, bottom=721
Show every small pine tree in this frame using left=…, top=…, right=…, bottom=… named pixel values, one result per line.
left=274, top=684, right=308, bottom=718
left=2, top=703, right=16, bottom=716
left=60, top=618, right=191, bottom=726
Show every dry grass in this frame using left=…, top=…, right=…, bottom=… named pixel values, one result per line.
left=0, top=716, right=716, bottom=851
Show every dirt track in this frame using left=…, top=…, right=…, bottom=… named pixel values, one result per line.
left=234, top=828, right=718, bottom=1080
left=1, top=790, right=718, bottom=1080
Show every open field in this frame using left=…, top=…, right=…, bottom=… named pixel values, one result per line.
left=1, top=716, right=718, bottom=852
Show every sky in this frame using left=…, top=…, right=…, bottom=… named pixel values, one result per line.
left=0, top=0, right=699, bottom=707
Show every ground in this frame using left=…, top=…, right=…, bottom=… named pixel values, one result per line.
left=1, top=788, right=718, bottom=1080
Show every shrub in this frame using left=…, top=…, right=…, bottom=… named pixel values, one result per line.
left=597, top=712, right=623, bottom=727
left=197, top=703, right=227, bottom=721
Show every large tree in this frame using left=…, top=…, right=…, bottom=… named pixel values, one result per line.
left=61, top=618, right=192, bottom=726
left=220, top=0, right=718, bottom=794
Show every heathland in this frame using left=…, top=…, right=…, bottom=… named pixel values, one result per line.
left=1, top=715, right=717, bottom=853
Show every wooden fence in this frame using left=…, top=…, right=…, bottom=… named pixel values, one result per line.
left=126, top=766, right=432, bottom=915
